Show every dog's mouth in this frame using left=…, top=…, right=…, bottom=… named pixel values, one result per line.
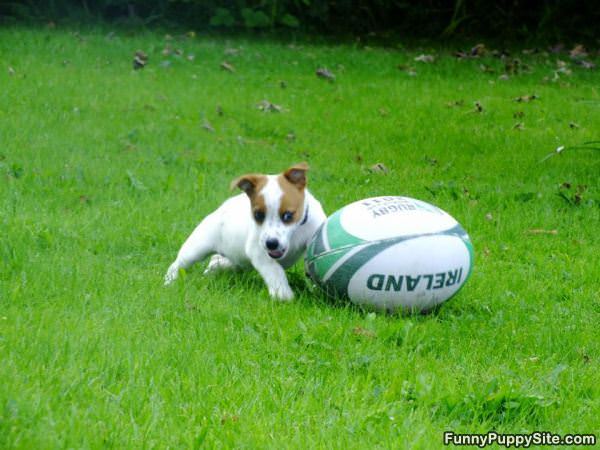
left=267, top=249, right=285, bottom=259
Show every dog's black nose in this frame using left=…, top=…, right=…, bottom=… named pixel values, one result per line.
left=266, top=238, right=279, bottom=250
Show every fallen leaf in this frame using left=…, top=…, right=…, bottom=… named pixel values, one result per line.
left=470, top=43, right=487, bottom=57
left=577, top=60, right=596, bottom=69
left=446, top=100, right=464, bottom=107
left=133, top=50, right=148, bottom=70
left=369, top=163, right=389, bottom=174
left=257, top=100, right=282, bottom=113
left=569, top=44, right=588, bottom=60
left=527, top=229, right=558, bottom=235
left=514, top=94, right=538, bottom=102
left=414, top=54, right=435, bottom=63
left=220, top=61, right=235, bottom=72
left=202, top=120, right=215, bottom=132
left=316, top=67, right=335, bottom=81
left=352, top=327, right=376, bottom=338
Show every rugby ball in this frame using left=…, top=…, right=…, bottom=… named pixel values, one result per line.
left=305, top=196, right=473, bottom=313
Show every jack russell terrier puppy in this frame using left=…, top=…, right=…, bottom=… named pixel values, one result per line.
left=164, top=163, right=326, bottom=300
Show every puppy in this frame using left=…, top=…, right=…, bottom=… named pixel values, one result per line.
left=164, top=163, right=326, bottom=300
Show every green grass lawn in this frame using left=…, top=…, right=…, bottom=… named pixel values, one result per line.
left=1, top=26, right=599, bottom=449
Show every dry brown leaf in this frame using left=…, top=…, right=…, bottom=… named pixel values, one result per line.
left=352, top=327, right=376, bottom=338
left=220, top=61, right=235, bottom=72
left=569, top=44, right=588, bottom=60
left=514, top=94, right=538, bottom=102
left=369, top=163, right=389, bottom=174
left=257, top=100, right=282, bottom=113
left=470, top=43, right=487, bottom=57
left=446, top=100, right=464, bottom=108
left=316, top=67, right=335, bottom=81
left=577, top=60, right=596, bottom=69
left=414, top=54, right=435, bottom=63
left=202, top=120, right=215, bottom=132
left=133, top=50, right=148, bottom=70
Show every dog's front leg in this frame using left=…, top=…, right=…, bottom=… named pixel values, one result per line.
left=249, top=252, right=294, bottom=301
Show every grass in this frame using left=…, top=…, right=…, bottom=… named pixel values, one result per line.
left=1, top=25, right=599, bottom=449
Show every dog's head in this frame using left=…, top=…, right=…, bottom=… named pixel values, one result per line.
left=231, top=163, right=309, bottom=259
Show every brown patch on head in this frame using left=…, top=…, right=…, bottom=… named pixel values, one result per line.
left=230, top=173, right=268, bottom=223
left=277, top=163, right=308, bottom=224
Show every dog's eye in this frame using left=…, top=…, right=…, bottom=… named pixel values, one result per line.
left=281, top=211, right=294, bottom=223
left=253, top=210, right=266, bottom=223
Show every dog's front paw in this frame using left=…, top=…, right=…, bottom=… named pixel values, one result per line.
left=269, top=284, right=294, bottom=301
left=164, top=263, right=179, bottom=285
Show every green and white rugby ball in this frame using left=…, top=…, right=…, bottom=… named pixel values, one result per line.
left=305, top=196, right=474, bottom=313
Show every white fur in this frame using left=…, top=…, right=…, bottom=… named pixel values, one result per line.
left=164, top=177, right=326, bottom=301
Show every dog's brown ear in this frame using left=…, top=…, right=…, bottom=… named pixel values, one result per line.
left=230, top=173, right=265, bottom=196
left=283, top=162, right=309, bottom=190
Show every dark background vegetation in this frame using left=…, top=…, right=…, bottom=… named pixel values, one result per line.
left=1, top=1, right=599, bottom=41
